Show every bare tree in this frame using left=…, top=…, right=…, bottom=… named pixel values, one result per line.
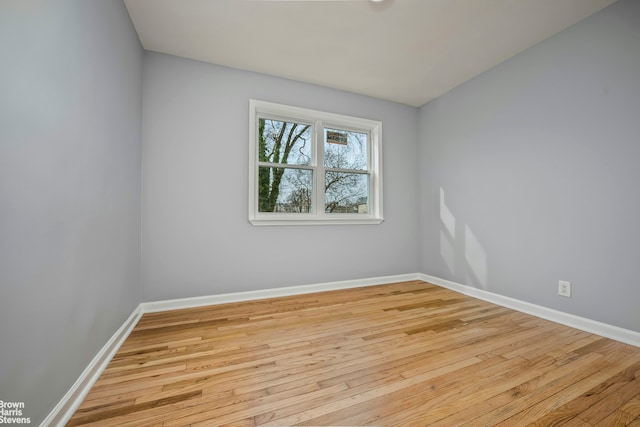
left=258, top=119, right=310, bottom=212
left=323, top=130, right=367, bottom=212
left=288, top=187, right=312, bottom=212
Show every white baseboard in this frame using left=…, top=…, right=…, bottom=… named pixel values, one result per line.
left=41, top=271, right=639, bottom=425
left=40, top=306, right=143, bottom=427
left=141, top=273, right=421, bottom=313
left=420, top=273, right=640, bottom=348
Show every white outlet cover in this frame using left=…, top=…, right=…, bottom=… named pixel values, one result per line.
left=558, top=280, right=571, bottom=297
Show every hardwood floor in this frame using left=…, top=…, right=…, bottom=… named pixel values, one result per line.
left=67, top=280, right=640, bottom=426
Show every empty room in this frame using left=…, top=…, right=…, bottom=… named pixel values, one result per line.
left=1, top=0, right=640, bottom=425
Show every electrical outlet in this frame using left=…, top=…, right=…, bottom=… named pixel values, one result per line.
left=558, top=280, right=571, bottom=298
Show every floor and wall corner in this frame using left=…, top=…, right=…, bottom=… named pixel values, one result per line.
left=1, top=0, right=639, bottom=425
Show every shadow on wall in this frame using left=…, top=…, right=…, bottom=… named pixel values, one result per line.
left=440, top=187, right=488, bottom=289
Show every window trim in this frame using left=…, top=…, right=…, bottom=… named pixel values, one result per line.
left=249, top=99, right=383, bottom=226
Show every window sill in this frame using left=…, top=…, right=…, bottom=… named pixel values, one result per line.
left=249, top=216, right=384, bottom=226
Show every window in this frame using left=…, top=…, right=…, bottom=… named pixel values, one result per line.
left=249, top=100, right=383, bottom=225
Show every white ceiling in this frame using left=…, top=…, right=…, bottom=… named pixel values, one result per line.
left=123, top=0, right=617, bottom=107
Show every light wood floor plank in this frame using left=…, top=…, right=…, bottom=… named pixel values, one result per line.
left=67, top=280, right=640, bottom=426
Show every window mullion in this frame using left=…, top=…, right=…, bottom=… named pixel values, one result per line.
left=314, top=120, right=325, bottom=216
left=257, top=162, right=313, bottom=170
left=324, top=167, right=370, bottom=174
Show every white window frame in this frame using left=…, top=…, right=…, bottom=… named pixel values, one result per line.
left=249, top=99, right=383, bottom=226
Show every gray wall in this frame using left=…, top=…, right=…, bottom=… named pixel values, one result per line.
left=0, top=0, right=142, bottom=424
left=141, top=52, right=419, bottom=301
left=418, top=0, right=640, bottom=331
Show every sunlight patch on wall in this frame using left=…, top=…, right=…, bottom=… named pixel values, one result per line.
left=440, top=230, right=456, bottom=275
left=440, top=187, right=455, bottom=238
left=465, top=224, right=487, bottom=289
left=439, top=187, right=456, bottom=275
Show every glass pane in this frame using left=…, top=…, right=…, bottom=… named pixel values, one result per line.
left=259, top=118, right=312, bottom=166
left=258, top=167, right=313, bottom=213
left=324, top=128, right=368, bottom=171
left=325, top=172, right=368, bottom=214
